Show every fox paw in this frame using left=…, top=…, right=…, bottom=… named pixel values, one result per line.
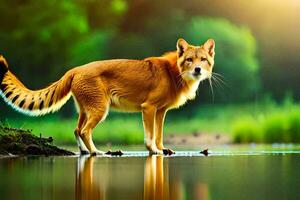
left=149, top=148, right=163, bottom=155
left=163, top=148, right=175, bottom=155
left=105, top=150, right=124, bottom=156
left=80, top=150, right=90, bottom=155
left=91, top=150, right=105, bottom=156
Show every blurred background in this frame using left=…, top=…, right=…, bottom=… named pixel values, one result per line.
left=1, top=0, right=300, bottom=145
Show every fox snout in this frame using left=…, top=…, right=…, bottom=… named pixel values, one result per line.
left=194, top=66, right=201, bottom=75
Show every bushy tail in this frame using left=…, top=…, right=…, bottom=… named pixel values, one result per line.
left=0, top=55, right=74, bottom=116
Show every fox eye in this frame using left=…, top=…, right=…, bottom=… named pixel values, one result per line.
left=186, top=58, right=193, bottom=62
left=201, top=57, right=207, bottom=61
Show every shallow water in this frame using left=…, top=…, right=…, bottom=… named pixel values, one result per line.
left=1, top=146, right=300, bottom=200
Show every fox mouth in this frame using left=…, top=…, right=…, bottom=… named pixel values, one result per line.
left=182, top=72, right=207, bottom=81
left=193, top=73, right=201, bottom=78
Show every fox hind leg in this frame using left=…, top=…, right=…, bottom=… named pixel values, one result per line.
left=72, top=79, right=109, bottom=156
left=74, top=112, right=89, bottom=154
left=79, top=106, right=109, bottom=156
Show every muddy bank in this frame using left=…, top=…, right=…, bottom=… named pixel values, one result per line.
left=0, top=126, right=74, bottom=156
left=165, top=132, right=232, bottom=145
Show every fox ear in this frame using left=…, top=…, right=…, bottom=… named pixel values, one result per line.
left=177, top=38, right=189, bottom=57
left=203, top=39, right=215, bottom=57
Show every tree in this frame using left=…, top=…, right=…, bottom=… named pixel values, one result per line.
left=0, top=0, right=88, bottom=87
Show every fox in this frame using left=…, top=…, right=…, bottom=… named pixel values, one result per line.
left=0, top=38, right=215, bottom=155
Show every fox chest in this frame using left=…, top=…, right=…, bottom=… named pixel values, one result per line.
left=170, top=81, right=200, bottom=108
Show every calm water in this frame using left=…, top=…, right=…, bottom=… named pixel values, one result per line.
left=1, top=147, right=300, bottom=200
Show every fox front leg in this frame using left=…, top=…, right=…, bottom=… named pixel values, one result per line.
left=142, top=103, right=163, bottom=155
left=155, top=108, right=175, bottom=155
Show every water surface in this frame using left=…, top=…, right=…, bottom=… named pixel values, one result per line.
left=1, top=146, right=300, bottom=200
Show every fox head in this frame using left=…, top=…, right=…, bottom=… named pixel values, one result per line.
left=176, top=38, right=215, bottom=82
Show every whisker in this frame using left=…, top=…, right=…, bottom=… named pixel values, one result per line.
left=213, top=75, right=226, bottom=84
left=176, top=71, right=186, bottom=79
left=208, top=78, right=214, bottom=102
left=212, top=72, right=225, bottom=79
left=212, top=73, right=228, bottom=86
left=211, top=76, right=223, bottom=89
left=176, top=71, right=189, bottom=88
left=212, top=76, right=222, bottom=86
left=176, top=76, right=184, bottom=88
left=212, top=74, right=228, bottom=88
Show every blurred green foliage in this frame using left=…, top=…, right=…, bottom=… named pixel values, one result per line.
left=233, top=97, right=300, bottom=143
left=69, top=31, right=113, bottom=66
left=0, top=0, right=88, bottom=86
left=233, top=120, right=262, bottom=143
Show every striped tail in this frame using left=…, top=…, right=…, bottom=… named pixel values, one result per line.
left=0, top=55, right=74, bottom=116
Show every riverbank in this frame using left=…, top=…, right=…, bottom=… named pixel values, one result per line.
left=0, top=126, right=74, bottom=156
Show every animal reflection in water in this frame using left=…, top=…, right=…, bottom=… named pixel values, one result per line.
left=76, top=156, right=104, bottom=200
left=75, top=156, right=208, bottom=200
left=144, top=155, right=172, bottom=200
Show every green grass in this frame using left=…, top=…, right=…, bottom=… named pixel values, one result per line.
left=4, top=117, right=144, bottom=145
left=232, top=119, right=262, bottom=143
left=2, top=98, right=300, bottom=145
left=232, top=99, right=300, bottom=143
left=233, top=111, right=300, bottom=143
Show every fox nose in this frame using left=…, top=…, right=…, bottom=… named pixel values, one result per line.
left=194, top=67, right=201, bottom=74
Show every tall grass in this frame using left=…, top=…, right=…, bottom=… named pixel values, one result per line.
left=232, top=119, right=262, bottom=143
left=263, top=111, right=300, bottom=143
left=232, top=98, right=300, bottom=143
